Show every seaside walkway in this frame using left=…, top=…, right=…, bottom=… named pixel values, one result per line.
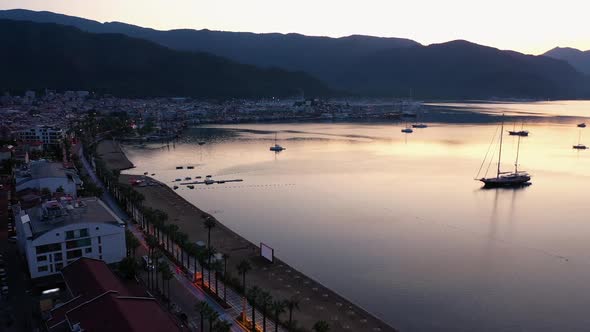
left=80, top=147, right=282, bottom=332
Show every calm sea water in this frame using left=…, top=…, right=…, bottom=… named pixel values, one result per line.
left=124, top=101, right=590, bottom=332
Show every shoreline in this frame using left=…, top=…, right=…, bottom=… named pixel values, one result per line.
left=99, top=139, right=397, bottom=332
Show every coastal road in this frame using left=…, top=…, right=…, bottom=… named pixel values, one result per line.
left=78, top=148, right=245, bottom=331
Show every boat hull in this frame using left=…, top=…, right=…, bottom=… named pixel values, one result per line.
left=480, top=174, right=531, bottom=188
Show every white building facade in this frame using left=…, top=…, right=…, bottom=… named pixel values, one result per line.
left=13, top=197, right=126, bottom=279
left=14, top=125, right=65, bottom=146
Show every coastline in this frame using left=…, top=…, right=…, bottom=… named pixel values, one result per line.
left=99, top=139, right=397, bottom=332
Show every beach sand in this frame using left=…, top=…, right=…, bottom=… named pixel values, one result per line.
left=96, top=139, right=134, bottom=171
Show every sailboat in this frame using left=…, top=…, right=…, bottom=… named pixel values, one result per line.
left=572, top=130, right=587, bottom=150
left=508, top=122, right=529, bottom=136
left=412, top=111, right=428, bottom=128
left=401, top=122, right=413, bottom=133
left=269, top=132, right=286, bottom=152
left=478, top=116, right=531, bottom=187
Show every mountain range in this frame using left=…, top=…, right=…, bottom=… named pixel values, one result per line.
left=544, top=47, right=590, bottom=75
left=0, top=19, right=329, bottom=98
left=0, top=9, right=589, bottom=99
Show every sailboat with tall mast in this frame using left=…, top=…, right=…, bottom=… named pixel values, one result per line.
left=572, top=130, right=587, bottom=150
left=478, top=115, right=531, bottom=187
left=269, top=132, right=286, bottom=152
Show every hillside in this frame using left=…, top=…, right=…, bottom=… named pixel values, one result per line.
left=0, top=19, right=330, bottom=98
left=544, top=47, right=590, bottom=75
left=1, top=9, right=589, bottom=99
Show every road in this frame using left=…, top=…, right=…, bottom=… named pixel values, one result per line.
left=79, top=148, right=248, bottom=332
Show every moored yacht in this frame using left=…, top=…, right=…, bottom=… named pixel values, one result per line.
left=478, top=115, right=531, bottom=187
left=270, top=132, right=285, bottom=151
left=577, top=123, right=586, bottom=128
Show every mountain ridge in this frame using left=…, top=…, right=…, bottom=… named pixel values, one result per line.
left=544, top=47, right=590, bottom=75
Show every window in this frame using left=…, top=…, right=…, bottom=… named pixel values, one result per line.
left=36, top=243, right=62, bottom=254
left=55, top=263, right=63, bottom=270
left=66, top=238, right=91, bottom=249
left=66, top=228, right=89, bottom=240
left=98, top=236, right=101, bottom=244
left=37, top=255, right=48, bottom=262
left=98, top=246, right=102, bottom=254
left=38, top=266, right=48, bottom=272
left=84, top=248, right=92, bottom=254
left=54, top=253, right=63, bottom=262
left=66, top=249, right=83, bottom=260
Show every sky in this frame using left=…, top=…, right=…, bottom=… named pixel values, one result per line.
left=1, top=0, right=589, bottom=55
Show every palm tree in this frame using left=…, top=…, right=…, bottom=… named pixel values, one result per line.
left=152, top=250, right=163, bottom=293
left=258, top=291, right=272, bottom=332
left=270, top=300, right=286, bottom=332
left=212, top=259, right=223, bottom=296
left=167, top=224, right=179, bottom=254
left=312, top=321, right=330, bottom=332
left=285, top=297, right=300, bottom=330
left=206, top=246, right=218, bottom=291
left=204, top=216, right=216, bottom=249
left=155, top=258, right=166, bottom=294
left=207, top=310, right=220, bottom=332
left=197, top=248, right=208, bottom=288
left=195, top=301, right=210, bottom=332
left=125, top=229, right=140, bottom=257
left=145, top=234, right=158, bottom=290
left=213, top=319, right=233, bottom=332
left=176, top=231, right=189, bottom=266
left=237, top=260, right=252, bottom=322
left=160, top=264, right=173, bottom=307
left=222, top=253, right=230, bottom=303
left=247, top=286, right=261, bottom=332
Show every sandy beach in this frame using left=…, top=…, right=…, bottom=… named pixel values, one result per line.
left=99, top=140, right=396, bottom=331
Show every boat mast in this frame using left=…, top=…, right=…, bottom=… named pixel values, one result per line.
left=514, top=135, right=520, bottom=173
left=497, top=115, right=504, bottom=178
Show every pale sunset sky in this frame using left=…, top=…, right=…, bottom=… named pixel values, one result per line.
left=1, top=0, right=589, bottom=55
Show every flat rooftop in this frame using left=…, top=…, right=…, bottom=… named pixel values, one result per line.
left=20, top=197, right=124, bottom=238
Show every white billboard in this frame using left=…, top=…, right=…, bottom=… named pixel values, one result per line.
left=260, top=242, right=274, bottom=263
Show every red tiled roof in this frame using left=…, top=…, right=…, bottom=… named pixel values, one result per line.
left=65, top=293, right=182, bottom=332
left=60, top=258, right=129, bottom=298
left=48, top=258, right=183, bottom=332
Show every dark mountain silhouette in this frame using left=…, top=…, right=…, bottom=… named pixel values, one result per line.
left=544, top=47, right=590, bottom=75
left=0, top=19, right=330, bottom=98
left=1, top=9, right=589, bottom=99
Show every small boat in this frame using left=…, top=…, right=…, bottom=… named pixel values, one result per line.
left=143, top=172, right=149, bottom=175
left=206, top=175, right=212, bottom=178
left=173, top=186, right=179, bottom=190
left=477, top=115, right=531, bottom=188
left=573, top=130, right=587, bottom=149
left=175, top=178, right=182, bottom=182
left=187, top=166, right=194, bottom=169
left=198, top=141, right=206, bottom=145
left=187, top=185, right=195, bottom=189
left=401, top=128, right=413, bottom=133
left=270, top=132, right=285, bottom=152
left=176, top=166, right=183, bottom=169
left=412, top=123, right=428, bottom=128
left=185, top=177, right=191, bottom=180
left=508, top=130, right=529, bottom=137
left=508, top=122, right=529, bottom=136
left=151, top=173, right=156, bottom=176
left=196, top=176, right=202, bottom=179
left=204, top=179, right=215, bottom=185
left=578, top=123, right=587, bottom=128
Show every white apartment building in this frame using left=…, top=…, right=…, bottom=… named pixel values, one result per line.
left=14, top=125, right=65, bottom=146
left=12, top=197, right=126, bottom=279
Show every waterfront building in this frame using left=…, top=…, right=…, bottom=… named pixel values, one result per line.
left=12, top=197, right=126, bottom=279
left=14, top=125, right=65, bottom=146
left=15, top=160, right=82, bottom=196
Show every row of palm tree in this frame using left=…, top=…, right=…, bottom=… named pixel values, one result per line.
left=195, top=301, right=232, bottom=332
left=93, top=155, right=330, bottom=332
